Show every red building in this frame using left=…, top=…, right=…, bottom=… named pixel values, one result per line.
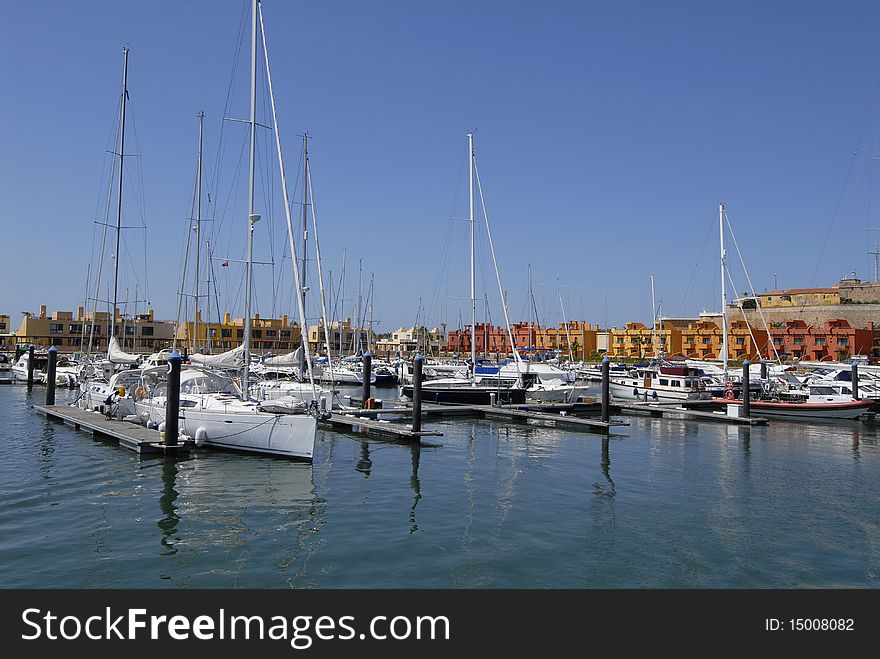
left=447, top=323, right=512, bottom=355
left=768, top=319, right=872, bottom=362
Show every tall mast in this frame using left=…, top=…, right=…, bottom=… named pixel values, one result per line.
left=258, top=0, right=315, bottom=390
left=650, top=273, right=657, bottom=357
left=194, top=111, right=204, bottom=353
left=356, top=258, right=363, bottom=354
left=339, top=249, right=346, bottom=359
left=720, top=202, right=728, bottom=379
left=243, top=0, right=259, bottom=399
left=300, top=133, right=309, bottom=375
left=368, top=272, right=374, bottom=353
left=558, top=279, right=574, bottom=363
left=528, top=263, right=534, bottom=350
left=302, top=133, right=309, bottom=323
left=111, top=47, right=129, bottom=340
left=468, top=132, right=476, bottom=384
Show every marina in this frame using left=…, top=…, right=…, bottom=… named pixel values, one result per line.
left=4, top=383, right=880, bottom=589
left=5, top=0, right=880, bottom=606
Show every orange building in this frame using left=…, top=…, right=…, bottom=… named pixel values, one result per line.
left=678, top=319, right=768, bottom=360
left=608, top=322, right=681, bottom=359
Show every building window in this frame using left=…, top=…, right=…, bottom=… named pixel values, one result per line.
left=68, top=324, right=82, bottom=334
left=237, top=330, right=244, bottom=339
left=702, top=338, right=711, bottom=345
left=252, top=330, right=262, bottom=339
left=838, top=338, right=849, bottom=347
left=125, top=325, right=135, bottom=335
left=49, top=323, right=63, bottom=333
left=265, top=329, right=276, bottom=338
left=222, top=329, right=232, bottom=338
left=773, top=337, right=782, bottom=344
left=141, top=326, right=154, bottom=336
left=736, top=338, right=745, bottom=345
left=209, top=328, right=217, bottom=337
left=794, top=337, right=804, bottom=345
left=815, top=337, right=825, bottom=346
left=281, top=330, right=291, bottom=339
left=686, top=337, right=694, bottom=344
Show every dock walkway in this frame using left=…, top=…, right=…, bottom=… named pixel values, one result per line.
left=33, top=404, right=192, bottom=455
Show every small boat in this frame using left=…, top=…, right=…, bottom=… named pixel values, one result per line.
left=526, top=378, right=590, bottom=403
left=609, top=363, right=711, bottom=403
left=12, top=351, right=46, bottom=383
left=0, top=354, right=11, bottom=384
left=400, top=379, right=527, bottom=405
left=712, top=384, right=875, bottom=419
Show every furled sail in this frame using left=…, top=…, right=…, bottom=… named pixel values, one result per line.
left=262, top=345, right=304, bottom=367
left=189, top=343, right=247, bottom=369
left=107, top=336, right=141, bottom=365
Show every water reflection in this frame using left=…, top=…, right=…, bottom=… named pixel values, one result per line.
left=163, top=456, right=320, bottom=586
left=410, top=442, right=421, bottom=533
left=355, top=442, right=372, bottom=477
left=593, top=436, right=615, bottom=498
left=39, top=418, right=57, bottom=480
left=158, top=457, right=179, bottom=558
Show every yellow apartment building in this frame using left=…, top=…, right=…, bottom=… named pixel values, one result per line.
left=176, top=312, right=302, bottom=353
left=15, top=305, right=174, bottom=353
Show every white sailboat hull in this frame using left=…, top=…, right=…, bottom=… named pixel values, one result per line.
left=136, top=396, right=316, bottom=460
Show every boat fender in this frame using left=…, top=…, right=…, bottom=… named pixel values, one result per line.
left=158, top=421, right=166, bottom=434
left=652, top=391, right=658, bottom=400
left=633, top=388, right=638, bottom=397
left=194, top=427, right=208, bottom=447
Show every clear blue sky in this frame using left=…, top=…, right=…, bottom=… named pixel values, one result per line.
left=4, top=0, right=880, bottom=334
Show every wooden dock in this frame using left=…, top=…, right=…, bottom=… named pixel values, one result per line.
left=610, top=402, right=768, bottom=426
left=33, top=404, right=193, bottom=455
left=333, top=401, right=621, bottom=434
left=320, top=412, right=443, bottom=439
left=475, top=405, right=621, bottom=433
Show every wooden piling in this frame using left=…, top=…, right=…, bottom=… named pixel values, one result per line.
left=852, top=362, right=859, bottom=400
left=412, top=354, right=423, bottom=434
left=361, top=351, right=372, bottom=408
left=742, top=359, right=750, bottom=418
left=27, top=345, right=35, bottom=389
left=601, top=356, right=610, bottom=423
left=45, top=346, right=57, bottom=405
left=164, top=349, right=181, bottom=447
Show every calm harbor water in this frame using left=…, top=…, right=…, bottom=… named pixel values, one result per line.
left=1, top=384, right=879, bottom=588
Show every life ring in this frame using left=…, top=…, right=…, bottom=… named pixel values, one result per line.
left=725, top=389, right=734, bottom=400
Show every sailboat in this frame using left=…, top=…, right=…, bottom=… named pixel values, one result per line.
left=135, top=0, right=318, bottom=459
left=400, top=133, right=526, bottom=405
left=74, top=47, right=145, bottom=416
left=609, top=275, right=710, bottom=403
left=709, top=203, right=873, bottom=420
